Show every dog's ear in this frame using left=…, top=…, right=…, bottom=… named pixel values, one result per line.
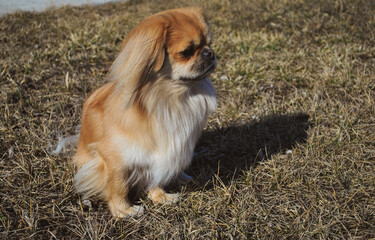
left=148, top=25, right=167, bottom=74
left=152, top=33, right=166, bottom=73
left=109, top=18, right=168, bottom=106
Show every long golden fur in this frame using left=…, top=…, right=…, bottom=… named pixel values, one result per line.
left=59, top=8, right=217, bottom=217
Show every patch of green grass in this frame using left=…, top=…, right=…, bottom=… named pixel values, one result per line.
left=1, top=0, right=375, bottom=239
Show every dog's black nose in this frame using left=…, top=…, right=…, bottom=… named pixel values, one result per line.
left=202, top=48, right=214, bottom=59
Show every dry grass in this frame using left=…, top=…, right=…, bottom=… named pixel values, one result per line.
left=1, top=0, right=375, bottom=239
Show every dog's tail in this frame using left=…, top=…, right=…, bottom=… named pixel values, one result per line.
left=74, top=145, right=109, bottom=199
left=51, top=134, right=80, bottom=155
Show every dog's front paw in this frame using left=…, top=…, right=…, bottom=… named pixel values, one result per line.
left=111, top=205, right=144, bottom=218
left=127, top=205, right=144, bottom=216
left=148, top=188, right=179, bottom=204
left=108, top=198, right=144, bottom=218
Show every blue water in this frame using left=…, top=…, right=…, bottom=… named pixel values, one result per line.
left=0, top=0, right=121, bottom=16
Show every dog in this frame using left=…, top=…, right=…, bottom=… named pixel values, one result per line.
left=58, top=7, right=217, bottom=217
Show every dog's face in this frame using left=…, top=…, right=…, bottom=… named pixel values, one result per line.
left=163, top=9, right=216, bottom=82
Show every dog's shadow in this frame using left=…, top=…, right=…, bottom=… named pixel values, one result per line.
left=180, top=113, right=310, bottom=190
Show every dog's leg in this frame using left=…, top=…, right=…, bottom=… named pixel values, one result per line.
left=104, top=164, right=144, bottom=218
left=77, top=145, right=143, bottom=218
left=147, top=187, right=179, bottom=204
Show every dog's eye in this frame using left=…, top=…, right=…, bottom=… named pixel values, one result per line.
left=180, top=46, right=195, bottom=59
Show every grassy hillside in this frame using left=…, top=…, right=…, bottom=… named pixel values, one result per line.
left=1, top=0, right=374, bottom=238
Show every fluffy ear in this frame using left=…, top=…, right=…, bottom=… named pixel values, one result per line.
left=108, top=18, right=168, bottom=106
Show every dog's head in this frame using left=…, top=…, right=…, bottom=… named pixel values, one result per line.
left=109, top=8, right=216, bottom=94
left=160, top=8, right=216, bottom=82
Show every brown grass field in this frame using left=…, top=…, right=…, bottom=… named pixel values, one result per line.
left=1, top=0, right=375, bottom=239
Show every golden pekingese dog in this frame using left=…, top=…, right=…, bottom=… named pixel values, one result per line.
left=59, top=7, right=216, bottom=217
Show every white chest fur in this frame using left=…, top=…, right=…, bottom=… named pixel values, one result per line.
left=116, top=78, right=216, bottom=188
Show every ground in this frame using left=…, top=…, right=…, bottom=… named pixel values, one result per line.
left=1, top=0, right=374, bottom=239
